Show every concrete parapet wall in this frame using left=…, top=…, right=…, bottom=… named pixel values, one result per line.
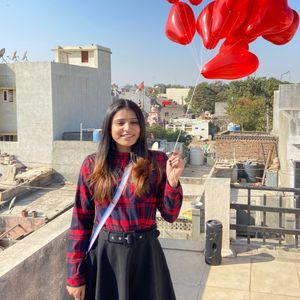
left=205, top=178, right=232, bottom=256
left=0, top=210, right=72, bottom=300
left=52, top=140, right=97, bottom=183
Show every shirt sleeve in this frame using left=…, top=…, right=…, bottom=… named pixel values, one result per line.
left=156, top=152, right=183, bottom=223
left=66, top=155, right=95, bottom=287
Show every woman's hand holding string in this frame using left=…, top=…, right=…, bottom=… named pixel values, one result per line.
left=166, top=151, right=184, bottom=188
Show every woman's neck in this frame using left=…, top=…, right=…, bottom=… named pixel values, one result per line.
left=116, top=146, right=131, bottom=153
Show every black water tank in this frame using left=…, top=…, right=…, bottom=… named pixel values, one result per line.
left=205, top=220, right=222, bottom=265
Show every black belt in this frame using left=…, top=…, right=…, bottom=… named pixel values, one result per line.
left=99, top=227, right=160, bottom=246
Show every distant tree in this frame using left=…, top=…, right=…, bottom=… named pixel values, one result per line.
left=186, top=81, right=228, bottom=114
left=227, top=97, right=266, bottom=131
left=223, top=77, right=282, bottom=131
left=146, top=125, right=192, bottom=146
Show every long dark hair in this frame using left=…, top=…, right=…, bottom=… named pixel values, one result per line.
left=89, top=99, right=158, bottom=202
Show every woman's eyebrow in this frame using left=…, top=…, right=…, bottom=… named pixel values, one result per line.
left=114, top=118, right=138, bottom=121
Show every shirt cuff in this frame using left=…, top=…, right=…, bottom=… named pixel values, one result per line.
left=66, top=276, right=86, bottom=287
left=166, top=179, right=182, bottom=192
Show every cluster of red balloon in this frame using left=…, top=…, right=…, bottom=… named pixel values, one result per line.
left=165, top=0, right=299, bottom=79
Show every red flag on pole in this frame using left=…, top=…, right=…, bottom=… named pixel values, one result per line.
left=138, top=81, right=144, bottom=91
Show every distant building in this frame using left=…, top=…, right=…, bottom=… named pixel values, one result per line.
left=147, top=105, right=162, bottom=126
left=158, top=88, right=190, bottom=105
left=121, top=90, right=151, bottom=113
left=52, top=44, right=110, bottom=69
left=166, top=117, right=215, bottom=139
left=0, top=44, right=111, bottom=180
left=159, top=101, right=185, bottom=124
left=214, top=102, right=228, bottom=117
left=273, top=84, right=300, bottom=188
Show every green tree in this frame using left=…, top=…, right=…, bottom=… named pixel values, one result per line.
left=146, top=125, right=192, bottom=146
left=186, top=81, right=228, bottom=114
left=227, top=97, right=266, bottom=131
left=223, top=77, right=282, bottom=131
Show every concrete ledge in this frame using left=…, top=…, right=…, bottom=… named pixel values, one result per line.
left=0, top=210, right=73, bottom=300
left=0, top=209, right=72, bottom=276
left=160, top=238, right=204, bottom=252
left=179, top=176, right=205, bottom=184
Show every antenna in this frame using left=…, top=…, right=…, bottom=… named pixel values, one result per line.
left=7, top=50, right=18, bottom=62
left=12, top=50, right=17, bottom=61
left=21, top=50, right=28, bottom=61
left=0, top=48, right=7, bottom=63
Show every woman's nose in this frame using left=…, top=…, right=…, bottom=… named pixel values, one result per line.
left=123, top=122, right=130, bottom=130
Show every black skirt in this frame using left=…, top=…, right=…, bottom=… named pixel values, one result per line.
left=84, top=227, right=176, bottom=300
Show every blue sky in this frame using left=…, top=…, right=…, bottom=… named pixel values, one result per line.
left=1, top=0, right=300, bottom=86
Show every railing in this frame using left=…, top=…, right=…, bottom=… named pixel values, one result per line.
left=230, top=184, right=300, bottom=248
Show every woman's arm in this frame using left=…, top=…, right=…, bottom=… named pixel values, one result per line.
left=66, top=156, right=95, bottom=288
left=156, top=151, right=184, bottom=223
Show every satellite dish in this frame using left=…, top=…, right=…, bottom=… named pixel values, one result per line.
left=0, top=48, right=7, bottom=63
left=0, top=48, right=5, bottom=57
left=7, top=50, right=17, bottom=62
left=151, top=142, right=159, bottom=151
left=21, top=50, right=28, bottom=61
left=11, top=50, right=17, bottom=60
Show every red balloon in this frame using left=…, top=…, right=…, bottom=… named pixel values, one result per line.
left=211, top=0, right=249, bottom=40
left=189, top=0, right=202, bottom=6
left=201, top=45, right=259, bottom=80
left=196, top=1, right=218, bottom=49
left=220, top=37, right=249, bottom=52
left=225, top=0, right=249, bottom=10
left=245, top=0, right=294, bottom=40
left=166, top=0, right=179, bottom=3
left=165, top=2, right=196, bottom=45
left=263, top=10, right=299, bottom=45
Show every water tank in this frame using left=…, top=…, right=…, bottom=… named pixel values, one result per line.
left=227, top=123, right=235, bottom=132
left=92, top=129, right=101, bottom=143
left=233, top=124, right=241, bottom=132
left=190, top=148, right=204, bottom=165
left=227, top=123, right=241, bottom=132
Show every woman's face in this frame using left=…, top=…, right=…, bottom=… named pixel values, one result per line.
left=111, top=108, right=141, bottom=152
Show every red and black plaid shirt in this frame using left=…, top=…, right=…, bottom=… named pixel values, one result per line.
left=66, top=151, right=183, bottom=287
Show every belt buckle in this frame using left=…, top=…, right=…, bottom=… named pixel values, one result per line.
left=123, top=231, right=135, bottom=246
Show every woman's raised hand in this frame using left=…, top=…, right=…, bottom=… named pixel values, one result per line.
left=166, top=151, right=184, bottom=188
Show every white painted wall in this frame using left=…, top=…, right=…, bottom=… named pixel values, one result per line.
left=166, top=88, right=190, bottom=105
left=51, top=62, right=111, bottom=140
left=191, top=122, right=209, bottom=138
left=0, top=45, right=111, bottom=172
left=0, top=90, right=17, bottom=132
left=53, top=45, right=111, bottom=70
left=0, top=65, right=17, bottom=133
left=276, top=84, right=300, bottom=187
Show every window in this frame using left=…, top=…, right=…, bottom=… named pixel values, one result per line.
left=81, top=51, right=89, bottom=63
left=3, top=90, right=14, bottom=102
left=3, top=90, right=7, bottom=102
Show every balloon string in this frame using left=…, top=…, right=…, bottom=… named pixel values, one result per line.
left=172, top=71, right=202, bottom=153
left=173, top=2, right=202, bottom=70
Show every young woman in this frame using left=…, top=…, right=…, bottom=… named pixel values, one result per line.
left=66, top=99, right=184, bottom=300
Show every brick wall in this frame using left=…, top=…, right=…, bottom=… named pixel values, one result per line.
left=216, top=133, right=278, bottom=163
